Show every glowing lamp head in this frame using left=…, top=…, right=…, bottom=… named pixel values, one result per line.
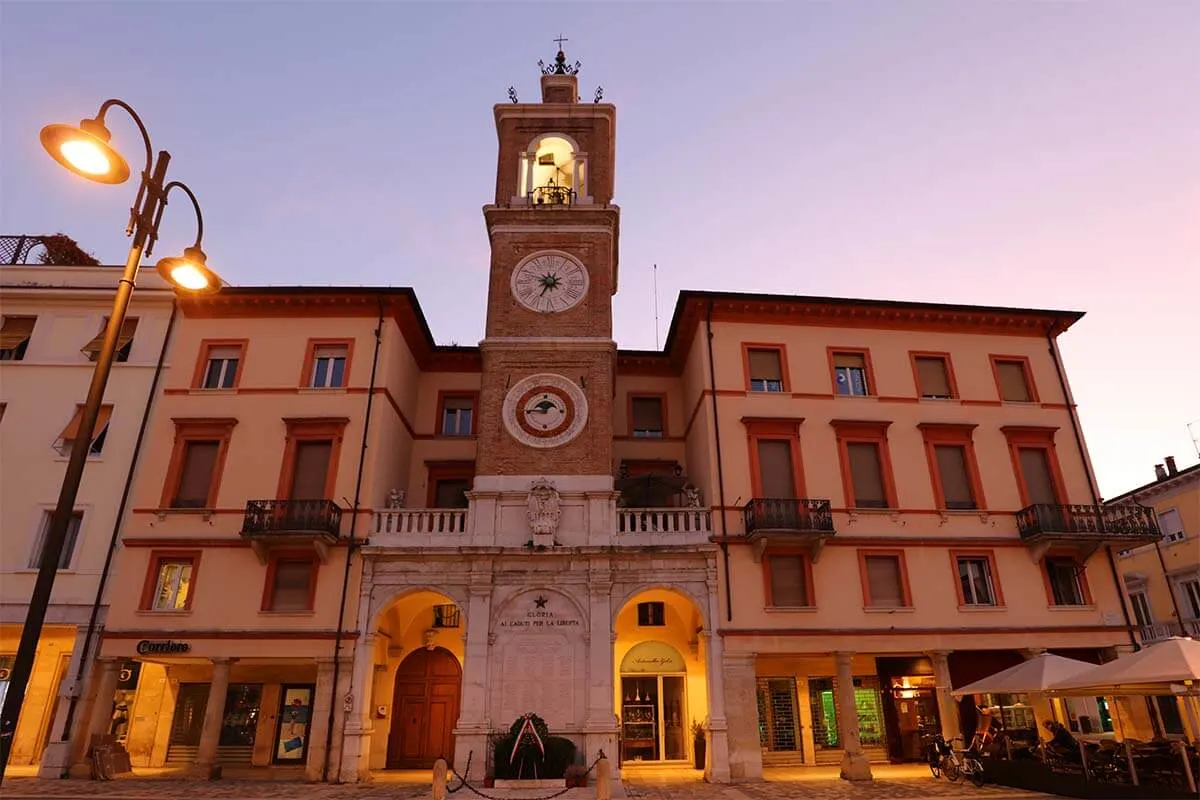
left=156, top=247, right=221, bottom=294
left=40, top=117, right=131, bottom=184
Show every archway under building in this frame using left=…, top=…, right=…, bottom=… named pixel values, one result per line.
left=387, top=647, right=460, bottom=769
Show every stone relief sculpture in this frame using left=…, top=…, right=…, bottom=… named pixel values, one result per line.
left=387, top=488, right=407, bottom=509
left=526, top=478, right=562, bottom=538
left=684, top=484, right=703, bottom=508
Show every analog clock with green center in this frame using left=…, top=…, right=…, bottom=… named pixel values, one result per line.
left=510, top=251, right=589, bottom=314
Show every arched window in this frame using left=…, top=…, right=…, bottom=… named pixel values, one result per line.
left=517, top=134, right=589, bottom=205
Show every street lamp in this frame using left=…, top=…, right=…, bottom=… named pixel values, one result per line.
left=0, top=98, right=223, bottom=782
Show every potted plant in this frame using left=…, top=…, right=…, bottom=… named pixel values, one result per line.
left=691, top=720, right=706, bottom=770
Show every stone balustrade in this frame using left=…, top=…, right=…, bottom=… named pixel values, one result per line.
left=374, top=508, right=467, bottom=536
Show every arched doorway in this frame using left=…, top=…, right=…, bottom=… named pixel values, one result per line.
left=387, top=647, right=461, bottom=769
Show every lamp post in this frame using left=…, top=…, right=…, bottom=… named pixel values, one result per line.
left=0, top=99, right=222, bottom=783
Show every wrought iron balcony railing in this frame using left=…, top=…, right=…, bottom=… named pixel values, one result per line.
left=529, top=184, right=575, bottom=206
left=241, top=499, right=342, bottom=538
left=1015, top=503, right=1160, bottom=542
left=743, top=498, right=834, bottom=536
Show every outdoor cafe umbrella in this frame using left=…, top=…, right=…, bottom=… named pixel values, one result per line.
left=1048, top=637, right=1200, bottom=695
left=952, top=653, right=1096, bottom=697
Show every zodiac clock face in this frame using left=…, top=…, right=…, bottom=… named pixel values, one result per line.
left=502, top=373, right=589, bottom=449
left=510, top=251, right=589, bottom=314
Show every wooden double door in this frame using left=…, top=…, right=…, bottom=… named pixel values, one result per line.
left=387, top=647, right=461, bottom=769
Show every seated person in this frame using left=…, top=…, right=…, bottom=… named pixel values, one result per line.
left=1042, top=720, right=1078, bottom=757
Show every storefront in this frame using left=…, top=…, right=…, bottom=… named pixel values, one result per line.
left=876, top=656, right=942, bottom=762
left=618, top=641, right=689, bottom=762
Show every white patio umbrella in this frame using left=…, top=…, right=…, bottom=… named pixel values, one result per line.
left=1048, top=637, right=1200, bottom=694
left=952, top=653, right=1096, bottom=697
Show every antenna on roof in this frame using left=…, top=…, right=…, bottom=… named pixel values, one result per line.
left=1189, top=419, right=1200, bottom=459
left=653, top=263, right=660, bottom=350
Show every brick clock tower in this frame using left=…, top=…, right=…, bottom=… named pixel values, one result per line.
left=472, top=45, right=619, bottom=526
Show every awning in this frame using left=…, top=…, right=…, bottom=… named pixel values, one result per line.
left=952, top=653, right=1095, bottom=696
left=1049, top=637, right=1200, bottom=694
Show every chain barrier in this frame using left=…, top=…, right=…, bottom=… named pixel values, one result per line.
left=447, top=749, right=606, bottom=800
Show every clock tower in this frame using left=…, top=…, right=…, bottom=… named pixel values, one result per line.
left=475, top=46, right=618, bottom=486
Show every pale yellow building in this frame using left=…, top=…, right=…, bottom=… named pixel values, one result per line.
left=0, top=238, right=175, bottom=775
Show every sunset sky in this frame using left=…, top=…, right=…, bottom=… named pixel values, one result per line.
left=2, top=1, right=1197, bottom=497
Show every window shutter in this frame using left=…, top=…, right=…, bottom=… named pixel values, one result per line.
left=271, top=560, right=314, bottom=610
left=865, top=555, right=904, bottom=606
left=769, top=555, right=808, bottom=606
left=916, top=357, right=951, bottom=397
left=748, top=349, right=783, bottom=380
left=935, top=445, right=975, bottom=508
left=81, top=318, right=138, bottom=357
left=756, top=440, right=796, bottom=499
left=1019, top=448, right=1058, bottom=505
left=996, top=361, right=1031, bottom=402
left=833, top=353, right=866, bottom=369
left=58, top=404, right=113, bottom=444
left=175, top=441, right=220, bottom=506
left=29, top=511, right=82, bottom=569
left=289, top=441, right=333, bottom=499
left=208, top=345, right=240, bottom=360
left=0, top=316, right=35, bottom=349
left=631, top=397, right=664, bottom=431
left=847, top=443, right=887, bottom=507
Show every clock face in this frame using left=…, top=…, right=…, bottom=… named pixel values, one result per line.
left=502, top=373, right=589, bottom=448
left=510, top=251, right=589, bottom=314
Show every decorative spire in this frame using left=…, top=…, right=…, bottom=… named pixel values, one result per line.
left=539, top=34, right=580, bottom=76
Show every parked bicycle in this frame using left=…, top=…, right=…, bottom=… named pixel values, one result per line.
left=943, top=736, right=987, bottom=787
left=925, top=732, right=955, bottom=779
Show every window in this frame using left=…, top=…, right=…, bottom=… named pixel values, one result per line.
left=957, top=556, right=999, bottom=606
left=912, top=354, right=955, bottom=399
left=82, top=317, right=138, bottom=363
left=162, top=419, right=236, bottom=509
left=756, top=440, right=797, bottom=499
left=832, top=351, right=871, bottom=396
left=440, top=395, right=475, bottom=436
left=834, top=420, right=896, bottom=509
left=433, top=478, right=470, bottom=508
left=425, top=461, right=475, bottom=508
left=766, top=554, right=812, bottom=607
left=746, top=347, right=786, bottom=393
left=993, top=357, right=1036, bottom=402
left=433, top=604, right=461, bottom=628
left=1157, top=508, right=1186, bottom=543
left=0, top=316, right=35, bottom=360
left=934, top=446, right=976, bottom=509
left=1045, top=557, right=1088, bottom=606
left=860, top=552, right=909, bottom=607
left=307, top=343, right=348, bottom=388
left=54, top=404, right=114, bottom=456
left=1177, top=577, right=1200, bottom=619
left=151, top=558, right=194, bottom=611
left=637, top=601, right=665, bottom=626
left=630, top=396, right=665, bottom=438
left=172, top=441, right=220, bottom=508
left=1129, top=591, right=1152, bottom=627
left=1002, top=427, right=1064, bottom=507
left=28, top=510, right=83, bottom=569
left=1018, top=448, right=1060, bottom=505
left=287, top=441, right=333, bottom=500
left=264, top=557, right=316, bottom=611
left=200, top=344, right=241, bottom=389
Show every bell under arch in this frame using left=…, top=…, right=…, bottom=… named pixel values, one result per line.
left=517, top=133, right=590, bottom=205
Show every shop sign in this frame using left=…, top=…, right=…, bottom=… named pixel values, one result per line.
left=620, top=640, right=685, bottom=674
left=135, top=639, right=190, bottom=656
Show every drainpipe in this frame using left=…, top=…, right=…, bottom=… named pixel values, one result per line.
left=705, top=301, right=732, bottom=622
left=1046, top=329, right=1138, bottom=651
left=324, top=298, right=384, bottom=782
left=57, top=299, right=178, bottom=773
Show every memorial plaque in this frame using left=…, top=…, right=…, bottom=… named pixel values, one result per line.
left=492, top=591, right=585, bottom=730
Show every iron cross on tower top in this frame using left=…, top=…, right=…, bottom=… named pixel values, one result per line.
left=554, top=34, right=568, bottom=51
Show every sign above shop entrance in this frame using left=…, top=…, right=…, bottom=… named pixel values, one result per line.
left=135, top=639, right=190, bottom=656
left=620, top=640, right=686, bottom=674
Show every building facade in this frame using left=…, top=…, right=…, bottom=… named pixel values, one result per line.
left=0, top=242, right=175, bottom=775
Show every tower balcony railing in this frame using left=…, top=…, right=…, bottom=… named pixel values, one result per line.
left=240, top=499, right=342, bottom=539
left=529, top=184, right=575, bottom=206
left=617, top=507, right=712, bottom=535
left=374, top=507, right=467, bottom=536
left=743, top=498, right=835, bottom=536
left=1015, top=503, right=1161, bottom=543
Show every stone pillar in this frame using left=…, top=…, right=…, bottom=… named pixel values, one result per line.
left=67, top=656, right=120, bottom=777
left=702, top=562, right=731, bottom=783
left=582, top=579, right=616, bottom=766
left=38, top=626, right=93, bottom=778
left=339, top=632, right=377, bottom=783
left=454, top=585, right=492, bottom=781
left=721, top=652, right=762, bottom=781
left=929, top=651, right=960, bottom=745
left=192, top=658, right=235, bottom=777
left=834, top=652, right=872, bottom=781
left=304, top=657, right=341, bottom=782
left=1019, top=648, right=1055, bottom=734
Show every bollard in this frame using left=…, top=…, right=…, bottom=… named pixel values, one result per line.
left=432, top=757, right=448, bottom=800
left=595, top=754, right=611, bottom=800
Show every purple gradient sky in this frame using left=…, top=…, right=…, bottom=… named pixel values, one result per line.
left=2, top=2, right=1197, bottom=497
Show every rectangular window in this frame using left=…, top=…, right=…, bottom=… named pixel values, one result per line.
left=1129, top=591, right=1152, bottom=627
left=637, top=601, right=665, bottom=626
left=756, top=439, right=797, bottom=499
left=0, top=316, right=35, bottom=361
left=1018, top=447, right=1060, bottom=505
left=202, top=345, right=241, bottom=389
left=434, top=478, right=470, bottom=509
left=433, top=604, right=461, bottom=628
left=747, top=348, right=785, bottom=393
left=995, top=359, right=1033, bottom=402
left=934, top=445, right=976, bottom=509
left=630, top=396, right=665, bottom=438
left=958, top=557, right=997, bottom=606
left=309, top=345, right=348, bottom=388
left=55, top=404, right=114, bottom=456
left=767, top=554, right=811, bottom=607
left=914, top=355, right=953, bottom=398
left=288, top=440, right=333, bottom=500
left=833, top=352, right=870, bottom=396
left=1046, top=557, right=1086, bottom=606
left=1157, top=508, right=1186, bottom=543
left=152, top=559, right=194, bottom=611
left=847, top=442, right=888, bottom=508
left=441, top=396, right=475, bottom=436
left=266, top=558, right=315, bottom=611
left=862, top=554, right=907, bottom=607
left=28, top=510, right=83, bottom=570
left=172, top=440, right=221, bottom=508
left=1178, top=578, right=1200, bottom=619
left=81, top=317, right=138, bottom=363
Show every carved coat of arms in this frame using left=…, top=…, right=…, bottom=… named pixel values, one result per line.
left=525, top=478, right=561, bottom=537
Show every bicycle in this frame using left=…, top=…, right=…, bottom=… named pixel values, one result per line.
left=925, top=732, right=955, bottom=779
left=943, top=736, right=987, bottom=787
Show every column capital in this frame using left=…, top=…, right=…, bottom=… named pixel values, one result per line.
left=721, top=651, right=757, bottom=670
left=95, top=656, right=121, bottom=668
left=833, top=651, right=854, bottom=666
left=1020, top=648, right=1047, bottom=660
left=210, top=657, right=238, bottom=667
left=468, top=584, right=493, bottom=598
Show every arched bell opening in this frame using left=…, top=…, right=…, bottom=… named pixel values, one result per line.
left=517, top=134, right=589, bottom=205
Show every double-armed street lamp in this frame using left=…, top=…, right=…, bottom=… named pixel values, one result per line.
left=0, top=99, right=224, bottom=782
